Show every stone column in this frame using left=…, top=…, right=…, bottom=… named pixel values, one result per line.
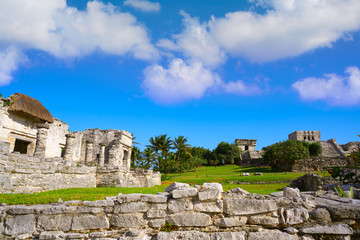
left=98, top=143, right=106, bottom=167
left=34, top=123, right=50, bottom=157
left=85, top=140, right=93, bottom=163
left=63, top=133, right=76, bottom=160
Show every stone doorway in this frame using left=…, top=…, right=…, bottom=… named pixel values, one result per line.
left=13, top=139, right=31, bottom=154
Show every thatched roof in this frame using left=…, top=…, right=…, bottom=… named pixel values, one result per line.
left=8, top=93, right=54, bottom=123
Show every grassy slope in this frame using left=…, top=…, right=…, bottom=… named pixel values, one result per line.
left=0, top=165, right=329, bottom=205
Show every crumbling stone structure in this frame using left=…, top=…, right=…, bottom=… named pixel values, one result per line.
left=0, top=182, right=359, bottom=239
left=289, top=131, right=321, bottom=142
left=235, top=139, right=263, bottom=164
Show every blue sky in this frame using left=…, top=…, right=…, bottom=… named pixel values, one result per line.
left=0, top=0, right=359, bottom=150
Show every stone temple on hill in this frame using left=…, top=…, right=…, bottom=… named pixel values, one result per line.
left=0, top=93, right=161, bottom=193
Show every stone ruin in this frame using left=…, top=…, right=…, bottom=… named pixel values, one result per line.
left=0, top=93, right=161, bottom=193
left=0, top=182, right=359, bottom=239
left=235, top=139, right=263, bottom=164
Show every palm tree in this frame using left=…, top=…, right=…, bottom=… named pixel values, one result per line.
left=131, top=146, right=141, bottom=168
left=142, top=147, right=155, bottom=169
left=157, top=134, right=174, bottom=172
left=146, top=136, right=161, bottom=170
left=173, top=136, right=191, bottom=175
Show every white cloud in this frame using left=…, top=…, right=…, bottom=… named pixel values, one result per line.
left=0, top=0, right=159, bottom=84
left=222, top=80, right=262, bottom=95
left=292, top=66, right=360, bottom=106
left=157, top=11, right=226, bottom=69
left=0, top=47, right=26, bottom=86
left=142, top=58, right=221, bottom=103
left=209, top=0, right=360, bottom=62
left=124, top=0, right=160, bottom=12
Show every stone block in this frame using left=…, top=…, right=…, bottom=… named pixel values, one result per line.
left=281, top=208, right=309, bottom=225
left=214, top=217, right=244, bottom=227
left=4, top=214, right=35, bottom=235
left=165, top=182, right=190, bottom=192
left=117, top=193, right=142, bottom=203
left=224, top=198, right=277, bottom=215
left=38, top=214, right=73, bottom=231
left=198, top=190, right=221, bottom=201
left=141, top=194, right=167, bottom=203
left=76, top=207, right=104, bottom=214
left=248, top=230, right=299, bottom=240
left=147, top=209, right=166, bottom=218
left=249, top=215, right=279, bottom=226
left=193, top=200, right=223, bottom=213
left=41, top=206, right=77, bottom=215
left=309, top=208, right=331, bottom=222
left=83, top=200, right=114, bottom=207
left=168, top=199, right=193, bottom=213
left=148, top=219, right=166, bottom=228
left=326, top=203, right=360, bottom=220
left=156, top=231, right=209, bottom=240
left=150, top=203, right=167, bottom=210
left=39, top=231, right=64, bottom=240
left=172, top=187, right=198, bottom=199
left=114, top=201, right=148, bottom=213
left=110, top=213, right=146, bottom=228
left=168, top=212, right=211, bottom=227
left=300, top=224, right=353, bottom=235
left=283, top=187, right=300, bottom=198
left=200, top=183, right=223, bottom=192
left=210, top=232, right=245, bottom=240
left=71, top=214, right=109, bottom=230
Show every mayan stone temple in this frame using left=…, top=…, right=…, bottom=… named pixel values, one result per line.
left=0, top=93, right=161, bottom=193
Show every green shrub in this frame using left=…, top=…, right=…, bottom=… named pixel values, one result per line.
left=309, top=142, right=322, bottom=156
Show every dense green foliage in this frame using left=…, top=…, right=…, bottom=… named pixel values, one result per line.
left=213, top=142, right=241, bottom=165
left=309, top=142, right=322, bottom=156
left=263, top=140, right=310, bottom=171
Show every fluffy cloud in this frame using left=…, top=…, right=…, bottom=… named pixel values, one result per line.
left=157, top=11, right=226, bottom=69
left=0, top=47, right=26, bottom=86
left=0, top=0, right=158, bottom=84
left=210, top=0, right=360, bottom=62
left=292, top=66, right=360, bottom=106
left=142, top=58, right=221, bottom=103
left=124, top=0, right=160, bottom=12
left=222, top=80, right=262, bottom=95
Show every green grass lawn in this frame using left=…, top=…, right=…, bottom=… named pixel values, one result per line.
left=0, top=165, right=329, bottom=205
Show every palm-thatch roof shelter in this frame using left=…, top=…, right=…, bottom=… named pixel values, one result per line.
left=8, top=93, right=54, bottom=123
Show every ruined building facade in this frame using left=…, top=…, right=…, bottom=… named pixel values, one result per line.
left=235, top=139, right=263, bottom=164
left=0, top=93, right=161, bottom=193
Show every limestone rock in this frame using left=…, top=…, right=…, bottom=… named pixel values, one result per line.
left=168, top=199, right=193, bottom=213
left=193, top=200, right=223, bottom=213
left=71, top=214, right=109, bottom=230
left=198, top=190, right=221, bottom=201
left=168, top=212, right=211, bottom=227
left=248, top=230, right=299, bottom=240
left=284, top=227, right=299, bottom=234
left=309, top=208, right=331, bottom=222
left=326, top=203, right=360, bottom=220
left=172, top=188, right=198, bottom=199
left=224, top=198, right=277, bottom=215
left=110, top=213, right=146, bottom=228
left=214, top=217, right=244, bottom=227
left=249, top=215, right=279, bottom=226
left=83, top=200, right=114, bottom=207
left=117, top=193, right=142, bottom=203
left=39, top=231, right=64, bottom=240
left=210, top=232, right=245, bottom=240
left=147, top=209, right=166, bottom=218
left=141, top=194, right=167, bottom=203
left=156, top=231, right=209, bottom=240
left=115, top=201, right=148, bottom=213
left=300, top=224, right=353, bottom=235
left=227, top=187, right=250, bottom=196
left=283, top=187, right=300, bottom=198
left=165, top=182, right=190, bottom=192
left=148, top=219, right=165, bottom=228
left=281, top=208, right=309, bottom=225
left=4, top=214, right=35, bottom=235
left=37, top=214, right=72, bottom=231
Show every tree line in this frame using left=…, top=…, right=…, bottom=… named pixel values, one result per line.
left=131, top=135, right=241, bottom=173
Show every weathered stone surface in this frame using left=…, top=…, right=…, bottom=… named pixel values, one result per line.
left=83, top=200, right=114, bottom=207
left=172, top=188, right=198, bottom=199
left=38, top=214, right=73, bottom=231
left=249, top=216, right=279, bottom=226
left=41, top=206, right=77, bottom=215
left=150, top=203, right=167, bottom=210
left=281, top=208, right=309, bottom=225
left=300, top=224, right=353, bottom=235
left=168, top=212, right=211, bottom=227
left=248, top=230, right=299, bottom=240
left=76, top=206, right=104, bottom=214
left=198, top=190, right=221, bottom=201
left=4, top=214, right=35, bottom=235
left=110, top=213, right=146, bottom=228
left=284, top=227, right=299, bottom=234
left=115, top=201, right=148, bottom=213
left=201, top=183, right=223, bottom=192
left=156, top=231, right=209, bottom=240
left=210, top=232, right=245, bottom=240
left=141, top=194, right=167, bottom=203
left=117, top=193, right=142, bottom=203
left=168, top=199, right=193, bottom=213
left=283, top=187, right=300, bottom=198
left=227, top=187, right=250, bottom=196
left=309, top=208, right=331, bottom=222
left=71, top=214, right=109, bottom=230
left=39, top=231, right=64, bottom=240
left=147, top=209, right=166, bottom=218
left=165, top=182, right=190, bottom=192
left=194, top=200, right=223, bottom=213
left=326, top=203, right=360, bottom=220
left=214, top=217, right=243, bottom=227
left=148, top=219, right=165, bottom=228
left=224, top=198, right=277, bottom=215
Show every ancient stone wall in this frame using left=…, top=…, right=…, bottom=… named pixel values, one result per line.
left=0, top=182, right=359, bottom=240
left=290, top=156, right=348, bottom=172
